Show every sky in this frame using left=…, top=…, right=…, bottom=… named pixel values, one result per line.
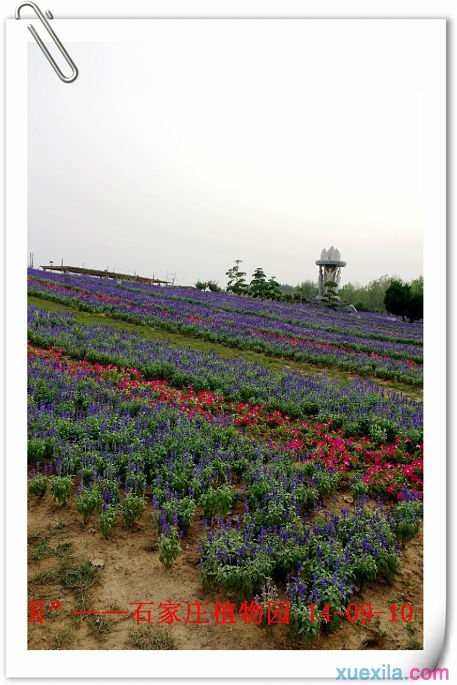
left=28, top=20, right=427, bottom=288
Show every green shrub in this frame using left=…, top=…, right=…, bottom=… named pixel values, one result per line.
left=76, top=487, right=103, bottom=524
left=162, top=497, right=196, bottom=534
left=81, top=466, right=94, bottom=487
left=200, top=528, right=274, bottom=598
left=295, top=485, right=320, bottom=511
left=376, top=550, right=400, bottom=580
left=390, top=501, right=423, bottom=542
left=142, top=361, right=175, bottom=381
left=351, top=480, right=369, bottom=499
left=99, top=506, right=118, bottom=538
left=289, top=602, right=322, bottom=642
left=313, top=471, right=340, bottom=497
left=158, top=527, right=181, bottom=568
left=120, top=494, right=144, bottom=528
left=28, top=438, right=54, bottom=464
left=49, top=476, right=72, bottom=505
left=199, top=485, right=234, bottom=519
left=28, top=474, right=49, bottom=497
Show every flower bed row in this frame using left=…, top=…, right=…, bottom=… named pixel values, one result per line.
left=29, top=268, right=423, bottom=344
left=28, top=305, right=423, bottom=432
left=28, top=345, right=423, bottom=643
left=28, top=344, right=423, bottom=501
left=28, top=271, right=423, bottom=385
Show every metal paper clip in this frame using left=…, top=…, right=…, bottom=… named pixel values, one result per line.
left=15, top=2, right=78, bottom=83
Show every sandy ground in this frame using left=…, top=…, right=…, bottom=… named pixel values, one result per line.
left=28, top=494, right=423, bottom=651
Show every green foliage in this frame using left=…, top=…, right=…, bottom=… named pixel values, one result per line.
left=76, top=487, right=103, bottom=524
left=81, top=466, right=94, bottom=487
left=390, top=501, right=423, bottom=542
left=249, top=267, right=268, bottom=298
left=207, top=280, right=221, bottom=292
left=342, top=416, right=399, bottom=441
left=246, top=267, right=283, bottom=301
left=31, top=378, right=56, bottom=404
left=195, top=280, right=226, bottom=294
left=265, top=276, right=282, bottom=301
left=281, top=274, right=423, bottom=315
left=49, top=476, right=73, bottom=505
left=73, top=383, right=90, bottom=412
left=28, top=474, right=48, bottom=497
left=120, top=493, right=144, bottom=528
left=200, top=528, right=274, bottom=598
left=99, top=506, right=118, bottom=538
left=290, top=602, right=322, bottom=641
left=162, top=497, right=196, bottom=534
left=350, top=554, right=379, bottom=583
left=351, top=480, right=369, bottom=499
left=226, top=259, right=249, bottom=295
left=294, top=485, right=320, bottom=511
left=199, top=485, right=235, bottom=519
left=385, top=279, right=423, bottom=322
left=28, top=437, right=54, bottom=464
left=142, top=360, right=175, bottom=381
left=158, top=527, right=181, bottom=568
left=385, top=279, right=411, bottom=317
left=376, top=550, right=400, bottom=579
left=321, top=280, right=340, bottom=307
left=407, top=287, right=424, bottom=322
left=60, top=561, right=97, bottom=591
left=339, top=276, right=393, bottom=312
left=280, top=280, right=318, bottom=303
left=312, top=470, right=340, bottom=497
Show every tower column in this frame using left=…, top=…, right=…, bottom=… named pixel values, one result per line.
left=315, top=247, right=346, bottom=302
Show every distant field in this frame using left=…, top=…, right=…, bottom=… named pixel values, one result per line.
left=27, top=270, right=423, bottom=650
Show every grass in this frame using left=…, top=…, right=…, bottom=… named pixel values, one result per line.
left=29, top=538, right=72, bottom=561
left=50, top=628, right=75, bottom=650
left=29, top=554, right=99, bottom=616
left=87, top=615, right=113, bottom=639
left=28, top=295, right=422, bottom=400
left=29, top=568, right=60, bottom=585
left=60, top=561, right=98, bottom=592
left=126, top=626, right=177, bottom=650
left=29, top=539, right=54, bottom=561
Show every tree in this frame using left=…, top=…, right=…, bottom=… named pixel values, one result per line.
left=207, top=280, right=221, bottom=293
left=249, top=267, right=268, bottom=298
left=265, top=276, right=282, bottom=301
left=226, top=260, right=248, bottom=295
left=195, top=280, right=208, bottom=291
left=410, top=276, right=423, bottom=297
left=321, top=280, right=340, bottom=308
left=384, top=280, right=411, bottom=319
left=406, top=276, right=423, bottom=322
left=407, top=291, right=423, bottom=322
left=339, top=275, right=393, bottom=312
left=279, top=280, right=319, bottom=302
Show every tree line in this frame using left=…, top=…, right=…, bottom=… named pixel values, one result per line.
left=196, top=260, right=282, bottom=300
left=194, top=262, right=423, bottom=320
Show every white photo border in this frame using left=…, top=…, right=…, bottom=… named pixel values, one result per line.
left=5, top=18, right=446, bottom=679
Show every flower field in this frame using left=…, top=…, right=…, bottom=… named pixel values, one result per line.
left=27, top=273, right=423, bottom=650
left=28, top=269, right=423, bottom=385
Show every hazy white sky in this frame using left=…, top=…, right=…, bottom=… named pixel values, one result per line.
left=28, top=20, right=428, bottom=287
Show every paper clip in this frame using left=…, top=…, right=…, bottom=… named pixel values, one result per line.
left=15, top=2, right=78, bottom=83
